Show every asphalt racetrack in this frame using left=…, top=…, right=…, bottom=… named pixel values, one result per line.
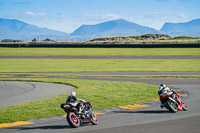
left=0, top=55, right=200, bottom=133
left=0, top=81, right=75, bottom=108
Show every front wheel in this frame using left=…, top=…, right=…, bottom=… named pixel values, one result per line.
left=67, top=112, right=80, bottom=128
left=182, top=101, right=188, bottom=111
left=166, top=100, right=178, bottom=113
left=91, top=112, right=98, bottom=125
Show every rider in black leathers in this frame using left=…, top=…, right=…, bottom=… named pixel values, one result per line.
left=66, top=91, right=86, bottom=114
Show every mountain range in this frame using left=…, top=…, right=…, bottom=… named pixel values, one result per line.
left=160, top=19, right=200, bottom=37
left=71, top=19, right=160, bottom=37
left=0, top=18, right=200, bottom=41
left=0, top=18, right=68, bottom=41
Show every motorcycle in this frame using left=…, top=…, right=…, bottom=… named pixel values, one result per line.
left=61, top=100, right=98, bottom=128
left=159, top=90, right=187, bottom=113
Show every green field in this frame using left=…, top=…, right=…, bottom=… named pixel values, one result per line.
left=1, top=73, right=200, bottom=79
left=0, top=48, right=200, bottom=56
left=0, top=59, right=199, bottom=72
left=68, top=74, right=200, bottom=79
left=0, top=78, right=157, bottom=123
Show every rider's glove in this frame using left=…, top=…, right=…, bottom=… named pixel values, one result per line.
left=172, top=90, right=176, bottom=93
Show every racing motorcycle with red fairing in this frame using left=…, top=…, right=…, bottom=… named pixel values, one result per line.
left=61, top=100, right=98, bottom=128
left=159, top=90, right=187, bottom=113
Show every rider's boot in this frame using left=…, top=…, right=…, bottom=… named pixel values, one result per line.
left=160, top=103, right=164, bottom=108
left=78, top=107, right=83, bottom=114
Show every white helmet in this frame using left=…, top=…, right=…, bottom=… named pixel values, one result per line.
left=159, top=84, right=166, bottom=91
left=160, top=84, right=166, bottom=88
left=69, top=91, right=76, bottom=97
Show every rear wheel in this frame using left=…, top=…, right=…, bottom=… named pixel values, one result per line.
left=67, top=112, right=80, bottom=128
left=91, top=112, right=98, bottom=125
left=166, top=100, right=178, bottom=113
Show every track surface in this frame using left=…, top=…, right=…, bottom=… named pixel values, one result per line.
left=0, top=81, right=75, bottom=108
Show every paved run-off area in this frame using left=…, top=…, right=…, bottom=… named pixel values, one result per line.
left=0, top=81, right=75, bottom=108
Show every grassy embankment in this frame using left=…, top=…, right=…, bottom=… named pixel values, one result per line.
left=1, top=73, right=200, bottom=79
left=86, top=37, right=200, bottom=44
left=1, top=36, right=200, bottom=45
left=0, top=59, right=199, bottom=72
left=0, top=48, right=200, bottom=56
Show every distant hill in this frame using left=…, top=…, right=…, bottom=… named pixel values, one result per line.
left=1, top=18, right=200, bottom=41
left=160, top=19, right=200, bottom=37
left=88, top=34, right=171, bottom=42
left=0, top=18, right=68, bottom=41
left=71, top=19, right=160, bottom=37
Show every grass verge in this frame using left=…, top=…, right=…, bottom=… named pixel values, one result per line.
left=0, top=73, right=200, bottom=79
left=0, top=48, right=200, bottom=56
left=0, top=78, right=157, bottom=123
left=0, top=59, right=200, bottom=72
left=99, top=75, right=200, bottom=78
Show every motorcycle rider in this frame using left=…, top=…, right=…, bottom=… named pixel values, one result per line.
left=66, top=91, right=86, bottom=114
left=158, top=84, right=176, bottom=108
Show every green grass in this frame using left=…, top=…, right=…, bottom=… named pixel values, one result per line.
left=101, top=75, right=200, bottom=78
left=1, top=73, right=200, bottom=79
left=64, top=74, right=200, bottom=79
left=171, top=37, right=198, bottom=40
left=0, top=59, right=199, bottom=72
left=0, top=78, right=157, bottom=123
left=0, top=48, right=200, bottom=56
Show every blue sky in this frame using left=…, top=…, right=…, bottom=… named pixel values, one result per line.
left=0, top=0, right=199, bottom=33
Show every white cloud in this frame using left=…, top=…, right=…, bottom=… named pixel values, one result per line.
left=178, top=13, right=187, bottom=19
left=26, top=11, right=47, bottom=17
left=101, top=13, right=120, bottom=20
left=167, top=0, right=178, bottom=1
left=145, top=12, right=163, bottom=18
left=38, top=13, right=46, bottom=17
left=26, top=11, right=36, bottom=16
left=158, top=0, right=180, bottom=2
left=13, top=1, right=30, bottom=5
left=61, top=14, right=66, bottom=18
left=85, top=13, right=120, bottom=20
left=60, top=14, right=71, bottom=19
